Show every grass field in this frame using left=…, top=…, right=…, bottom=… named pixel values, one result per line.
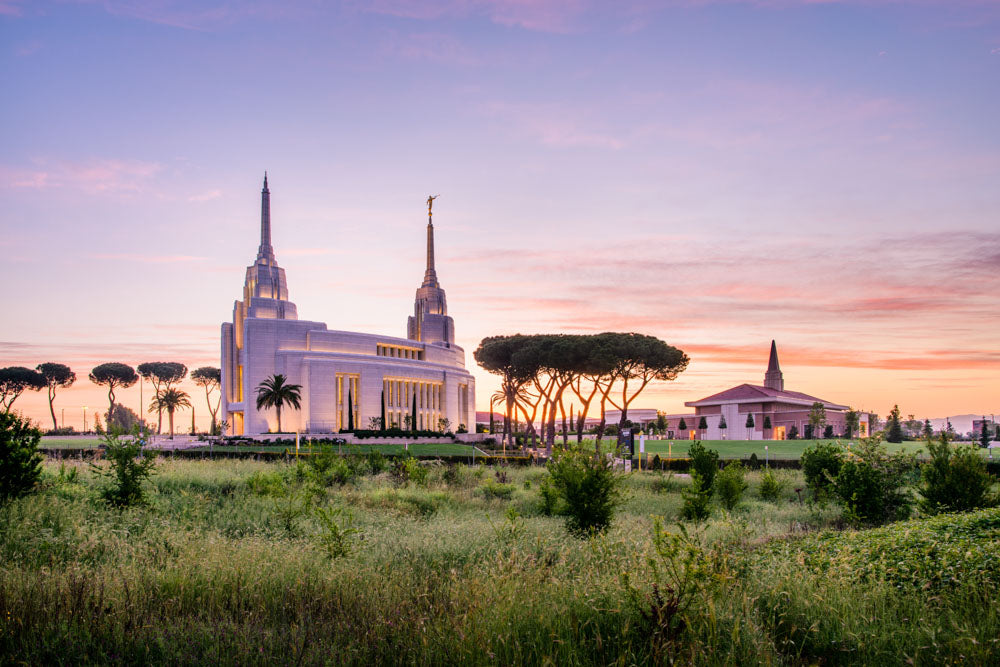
left=1, top=457, right=997, bottom=663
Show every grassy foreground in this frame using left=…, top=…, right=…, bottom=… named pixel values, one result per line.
left=1, top=459, right=997, bottom=664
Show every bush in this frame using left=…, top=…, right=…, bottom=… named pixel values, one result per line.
left=366, top=450, right=388, bottom=475
left=538, top=476, right=560, bottom=516
left=758, top=469, right=786, bottom=502
left=920, top=435, right=996, bottom=514
left=547, top=447, right=624, bottom=535
left=0, top=411, right=43, bottom=502
left=313, top=505, right=360, bottom=559
left=479, top=481, right=514, bottom=501
left=687, top=441, right=719, bottom=495
left=93, top=428, right=157, bottom=507
left=680, top=473, right=711, bottom=522
left=393, top=457, right=428, bottom=487
left=832, top=436, right=914, bottom=526
left=800, top=442, right=843, bottom=498
left=716, top=461, right=748, bottom=510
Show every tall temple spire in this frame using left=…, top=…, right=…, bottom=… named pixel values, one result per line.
left=764, top=339, right=784, bottom=392
left=256, top=172, right=275, bottom=265
left=423, top=194, right=439, bottom=287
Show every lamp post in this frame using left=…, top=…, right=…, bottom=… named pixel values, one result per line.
left=83, top=406, right=88, bottom=432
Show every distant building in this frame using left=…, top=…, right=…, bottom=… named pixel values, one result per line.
left=972, top=417, right=997, bottom=441
left=660, top=341, right=867, bottom=440
left=220, top=177, right=475, bottom=435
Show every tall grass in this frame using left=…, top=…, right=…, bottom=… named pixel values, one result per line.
left=0, top=460, right=996, bottom=664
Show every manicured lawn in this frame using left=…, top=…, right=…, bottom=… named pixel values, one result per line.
left=187, top=442, right=481, bottom=457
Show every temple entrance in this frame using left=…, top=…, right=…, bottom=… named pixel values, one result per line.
left=772, top=426, right=786, bottom=440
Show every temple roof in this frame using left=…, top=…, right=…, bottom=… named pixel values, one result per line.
left=685, top=383, right=848, bottom=410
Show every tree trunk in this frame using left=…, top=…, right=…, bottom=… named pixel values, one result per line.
left=276, top=405, right=282, bottom=433
left=168, top=408, right=175, bottom=439
left=48, top=386, right=58, bottom=431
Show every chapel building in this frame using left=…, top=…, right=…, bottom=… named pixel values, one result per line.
left=220, top=176, right=475, bottom=435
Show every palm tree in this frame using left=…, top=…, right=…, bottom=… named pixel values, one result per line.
left=149, top=388, right=191, bottom=439
left=255, top=374, right=302, bottom=433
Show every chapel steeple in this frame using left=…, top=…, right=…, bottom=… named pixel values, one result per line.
left=237, top=174, right=296, bottom=320
left=764, top=339, right=784, bottom=392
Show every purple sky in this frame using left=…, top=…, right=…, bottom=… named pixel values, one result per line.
left=2, top=0, right=999, bottom=429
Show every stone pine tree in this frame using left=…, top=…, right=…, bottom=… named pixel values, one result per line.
left=137, top=362, right=188, bottom=434
left=36, top=363, right=76, bottom=430
left=89, top=363, right=138, bottom=424
left=190, top=367, right=221, bottom=434
left=886, top=404, right=903, bottom=443
left=0, top=367, right=46, bottom=414
left=745, top=412, right=755, bottom=439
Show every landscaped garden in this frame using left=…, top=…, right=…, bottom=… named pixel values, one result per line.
left=3, top=422, right=999, bottom=664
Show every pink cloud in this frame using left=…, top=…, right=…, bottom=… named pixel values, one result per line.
left=0, top=159, right=162, bottom=194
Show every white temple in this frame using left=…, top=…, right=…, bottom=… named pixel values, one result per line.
left=220, top=176, right=475, bottom=435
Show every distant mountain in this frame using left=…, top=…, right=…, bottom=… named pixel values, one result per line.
left=927, top=414, right=994, bottom=435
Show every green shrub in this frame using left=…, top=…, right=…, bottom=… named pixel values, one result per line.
left=538, top=476, right=560, bottom=516
left=313, top=505, right=360, bottom=559
left=0, top=411, right=43, bottom=502
left=832, top=436, right=914, bottom=526
left=547, top=447, right=624, bottom=535
left=650, top=472, right=678, bottom=494
left=680, top=473, right=712, bottom=522
left=920, top=435, right=996, bottom=514
left=800, top=442, right=843, bottom=498
left=247, top=469, right=288, bottom=496
left=687, top=441, right=719, bottom=496
left=716, top=461, right=748, bottom=510
left=393, top=457, right=428, bottom=487
left=366, top=450, right=387, bottom=475
left=479, top=481, right=514, bottom=501
left=92, top=429, right=157, bottom=507
left=758, top=469, right=786, bottom=502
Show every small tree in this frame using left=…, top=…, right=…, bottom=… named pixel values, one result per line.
left=438, top=417, right=452, bottom=433
left=687, top=441, right=719, bottom=495
left=718, top=415, right=727, bottom=438
left=697, top=416, right=708, bottom=438
left=106, top=404, right=140, bottom=431
left=832, top=435, right=913, bottom=526
left=923, top=419, right=933, bottom=439
left=255, top=374, right=302, bottom=433
left=808, top=402, right=826, bottom=439
left=347, top=389, right=355, bottom=431
left=886, top=404, right=903, bottom=443
left=546, top=445, right=624, bottom=535
left=190, top=367, right=221, bottom=434
left=763, top=415, right=772, bottom=430
left=745, top=413, right=755, bottom=440
left=36, top=363, right=76, bottom=430
left=89, top=363, right=138, bottom=424
left=788, top=425, right=798, bottom=440
left=0, top=410, right=43, bottom=502
left=800, top=441, right=843, bottom=499
left=678, top=417, right=687, bottom=431
left=920, top=433, right=995, bottom=513
left=823, top=424, right=834, bottom=438
left=844, top=409, right=859, bottom=438
left=716, top=461, right=748, bottom=510
left=93, top=427, right=157, bottom=507
left=680, top=473, right=712, bottom=521
left=979, top=419, right=991, bottom=449
left=0, top=366, right=46, bottom=414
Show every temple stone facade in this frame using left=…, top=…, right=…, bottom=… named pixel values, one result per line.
left=221, top=177, right=475, bottom=435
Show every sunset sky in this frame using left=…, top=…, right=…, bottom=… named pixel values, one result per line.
left=2, top=0, right=999, bottom=431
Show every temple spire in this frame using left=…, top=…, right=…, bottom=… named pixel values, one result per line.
left=423, top=195, right=439, bottom=287
left=764, top=339, right=784, bottom=392
left=256, top=172, right=275, bottom=265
